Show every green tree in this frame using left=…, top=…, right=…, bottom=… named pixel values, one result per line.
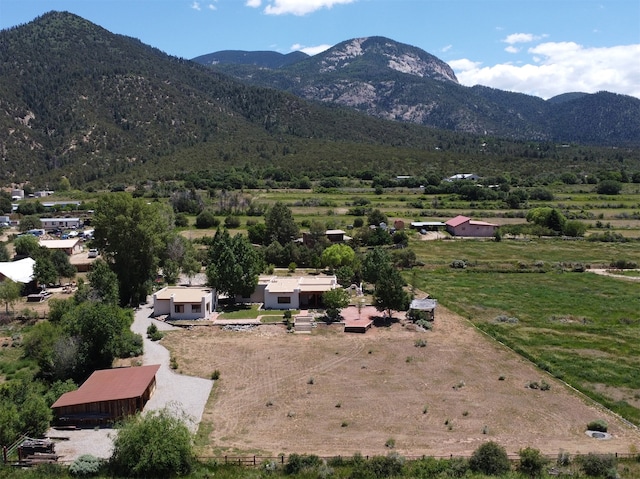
left=322, top=288, right=350, bottom=321
left=469, top=441, right=511, bottom=476
left=63, top=302, right=137, bottom=380
left=50, top=249, right=77, bottom=283
left=86, top=259, right=120, bottom=304
left=373, top=267, right=410, bottom=319
left=110, top=407, right=194, bottom=478
left=321, top=244, right=355, bottom=271
left=526, top=207, right=566, bottom=233
left=563, top=220, right=588, bottom=237
left=34, top=255, right=58, bottom=287
left=206, top=229, right=262, bottom=303
left=93, top=193, right=174, bottom=306
left=596, top=180, right=622, bottom=195
left=18, top=215, right=42, bottom=232
left=13, top=234, right=41, bottom=258
left=0, top=279, right=22, bottom=314
left=181, top=251, right=201, bottom=286
left=367, top=208, right=388, bottom=226
left=362, top=247, right=392, bottom=285
left=264, top=201, right=298, bottom=245
left=58, top=176, right=71, bottom=192
left=0, top=242, right=10, bottom=262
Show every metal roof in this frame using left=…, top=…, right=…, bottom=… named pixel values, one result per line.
left=51, top=365, right=161, bottom=409
left=0, top=257, right=35, bottom=283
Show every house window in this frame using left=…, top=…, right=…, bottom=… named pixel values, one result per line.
left=192, top=304, right=201, bottom=313
left=174, top=304, right=184, bottom=313
left=277, top=296, right=291, bottom=304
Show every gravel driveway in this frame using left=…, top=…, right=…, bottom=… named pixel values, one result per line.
left=49, top=299, right=213, bottom=463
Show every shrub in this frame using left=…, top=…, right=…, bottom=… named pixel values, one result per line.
left=414, top=338, right=427, bottom=348
left=596, top=180, right=622, bottom=195
left=366, top=453, right=404, bottom=477
left=469, top=441, right=511, bottom=476
left=109, top=408, right=194, bottom=478
left=70, top=454, right=103, bottom=477
left=579, top=453, right=617, bottom=477
left=146, top=323, right=163, bottom=341
left=518, top=447, right=547, bottom=478
left=195, top=209, right=220, bottom=229
left=450, top=259, right=467, bottom=269
left=587, top=419, right=608, bottom=432
left=284, top=454, right=322, bottom=475
left=224, top=215, right=241, bottom=228
left=211, top=370, right=220, bottom=380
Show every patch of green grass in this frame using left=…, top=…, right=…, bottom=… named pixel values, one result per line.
left=413, top=268, right=640, bottom=424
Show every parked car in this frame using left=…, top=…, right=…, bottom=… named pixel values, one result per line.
left=88, top=248, right=99, bottom=258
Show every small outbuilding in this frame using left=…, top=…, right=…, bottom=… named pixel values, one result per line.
left=408, top=298, right=437, bottom=322
left=51, top=365, right=161, bottom=427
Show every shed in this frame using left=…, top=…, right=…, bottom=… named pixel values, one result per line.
left=51, top=364, right=161, bottom=427
left=408, top=298, right=437, bottom=322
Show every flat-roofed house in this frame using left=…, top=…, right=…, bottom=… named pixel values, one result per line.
left=259, top=275, right=338, bottom=310
left=152, top=286, right=216, bottom=320
left=445, top=215, right=498, bottom=238
left=51, top=364, right=161, bottom=426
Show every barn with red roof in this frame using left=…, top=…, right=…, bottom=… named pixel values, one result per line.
left=51, top=364, right=160, bottom=427
left=445, top=215, right=498, bottom=237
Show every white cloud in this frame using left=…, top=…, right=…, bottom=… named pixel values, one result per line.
left=191, top=1, right=201, bottom=11
left=208, top=3, right=217, bottom=10
left=451, top=42, right=640, bottom=99
left=441, top=44, right=453, bottom=53
left=291, top=43, right=332, bottom=55
left=256, top=0, right=356, bottom=16
left=503, top=33, right=539, bottom=44
left=504, top=45, right=519, bottom=54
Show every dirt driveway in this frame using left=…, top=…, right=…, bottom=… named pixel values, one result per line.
left=163, top=306, right=640, bottom=458
left=49, top=302, right=213, bottom=463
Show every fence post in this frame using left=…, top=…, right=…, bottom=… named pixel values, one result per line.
left=253, top=455, right=256, bottom=466
left=224, top=455, right=227, bottom=464
left=3, top=446, right=7, bottom=464
left=281, top=455, right=284, bottom=464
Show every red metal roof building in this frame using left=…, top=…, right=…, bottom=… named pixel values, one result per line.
left=445, top=215, right=498, bottom=237
left=51, top=364, right=160, bottom=427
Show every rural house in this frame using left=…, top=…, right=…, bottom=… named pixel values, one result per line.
left=445, top=215, right=498, bottom=237
left=39, top=238, right=83, bottom=256
left=51, top=365, right=160, bottom=427
left=242, top=275, right=338, bottom=310
left=152, top=286, right=216, bottom=320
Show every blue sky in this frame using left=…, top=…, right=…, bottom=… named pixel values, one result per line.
left=1, top=0, right=639, bottom=99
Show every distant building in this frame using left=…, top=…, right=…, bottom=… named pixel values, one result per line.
left=445, top=173, right=480, bottom=182
left=445, top=215, right=498, bottom=237
left=11, top=189, right=24, bottom=200
left=40, top=217, right=81, bottom=231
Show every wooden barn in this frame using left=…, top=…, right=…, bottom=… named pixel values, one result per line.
left=51, top=364, right=160, bottom=427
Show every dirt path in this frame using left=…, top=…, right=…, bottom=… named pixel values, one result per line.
left=164, top=306, right=640, bottom=458
left=49, top=301, right=213, bottom=463
left=588, top=268, right=640, bottom=281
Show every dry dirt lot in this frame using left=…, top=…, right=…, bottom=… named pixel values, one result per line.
left=163, top=306, right=640, bottom=458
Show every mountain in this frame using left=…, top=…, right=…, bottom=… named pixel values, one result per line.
left=0, top=12, right=637, bottom=188
left=2, top=12, right=521, bottom=187
left=194, top=37, right=640, bottom=146
left=192, top=50, right=308, bottom=69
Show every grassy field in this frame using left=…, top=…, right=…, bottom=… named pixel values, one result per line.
left=411, top=263, right=640, bottom=424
